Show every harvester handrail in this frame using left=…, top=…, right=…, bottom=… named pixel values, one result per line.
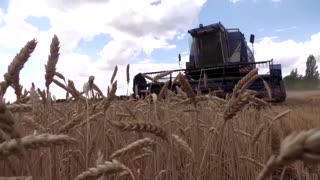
left=142, top=59, right=273, bottom=76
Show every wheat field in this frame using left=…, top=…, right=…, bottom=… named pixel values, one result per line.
left=0, top=36, right=320, bottom=180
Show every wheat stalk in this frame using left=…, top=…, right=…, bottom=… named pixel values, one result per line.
left=76, top=112, right=105, bottom=128
left=262, top=79, right=272, bottom=100
left=158, top=81, right=169, bottom=99
left=203, top=71, right=208, bottom=88
left=171, top=134, right=194, bottom=162
left=239, top=156, right=264, bottom=168
left=234, top=129, right=253, bottom=139
left=251, top=123, right=266, bottom=145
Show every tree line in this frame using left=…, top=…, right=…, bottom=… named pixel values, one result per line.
left=283, top=54, right=320, bottom=90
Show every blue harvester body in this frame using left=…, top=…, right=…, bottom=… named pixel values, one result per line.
left=132, top=22, right=286, bottom=102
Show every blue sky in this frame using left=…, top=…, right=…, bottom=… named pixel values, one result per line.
left=0, top=0, right=319, bottom=100
left=201, top=0, right=320, bottom=41
left=81, top=0, right=319, bottom=64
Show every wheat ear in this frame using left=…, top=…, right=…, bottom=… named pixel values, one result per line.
left=110, top=137, right=156, bottom=159
left=76, top=112, right=105, bottom=129
left=177, top=73, right=196, bottom=107
left=74, top=159, right=135, bottom=180
left=45, top=34, right=60, bottom=95
left=223, top=91, right=255, bottom=121
left=153, top=71, right=172, bottom=82
left=126, top=64, right=130, bottom=96
left=0, top=134, right=78, bottom=158
left=126, top=64, right=130, bottom=84
left=57, top=112, right=85, bottom=134
left=53, top=79, right=68, bottom=91
left=110, top=121, right=168, bottom=141
left=257, top=128, right=320, bottom=180
left=93, top=84, right=104, bottom=98
left=0, top=176, right=32, bottom=180
left=0, top=39, right=37, bottom=98
left=232, top=68, right=258, bottom=98
left=110, top=65, right=118, bottom=84
left=6, top=104, right=32, bottom=113
left=103, top=81, right=117, bottom=112
left=0, top=102, right=21, bottom=139
left=66, top=80, right=85, bottom=101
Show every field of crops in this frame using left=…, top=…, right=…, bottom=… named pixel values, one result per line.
left=1, top=36, right=320, bottom=180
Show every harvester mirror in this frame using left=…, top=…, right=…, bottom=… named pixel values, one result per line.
left=250, top=34, right=255, bottom=43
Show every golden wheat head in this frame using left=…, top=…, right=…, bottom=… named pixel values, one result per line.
left=110, top=121, right=168, bottom=141
left=0, top=133, right=78, bottom=158
left=257, top=128, right=320, bottom=180
left=45, top=34, right=60, bottom=90
left=74, top=159, right=134, bottom=180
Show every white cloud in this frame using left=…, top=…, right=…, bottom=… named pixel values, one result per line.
left=274, top=26, right=297, bottom=33
left=0, top=8, right=4, bottom=26
left=177, top=33, right=186, bottom=40
left=229, top=0, right=241, bottom=3
left=1, top=0, right=319, bottom=103
left=0, top=0, right=207, bottom=102
left=46, top=0, right=110, bottom=10
left=254, top=32, right=320, bottom=76
left=256, top=36, right=278, bottom=42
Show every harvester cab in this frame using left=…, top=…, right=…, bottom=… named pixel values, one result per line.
left=133, top=22, right=286, bottom=103
left=185, top=22, right=256, bottom=80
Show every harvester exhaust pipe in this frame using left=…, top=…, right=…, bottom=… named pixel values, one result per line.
left=250, top=34, right=255, bottom=58
left=178, top=53, right=182, bottom=68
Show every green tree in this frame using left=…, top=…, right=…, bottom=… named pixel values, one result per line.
left=305, top=54, right=319, bottom=80
left=289, top=68, right=299, bottom=79
left=284, top=68, right=302, bottom=89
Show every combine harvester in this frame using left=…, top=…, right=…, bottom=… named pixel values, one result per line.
left=132, top=22, right=286, bottom=102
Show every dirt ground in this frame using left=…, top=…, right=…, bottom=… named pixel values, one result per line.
left=283, top=90, right=320, bottom=106
left=286, top=90, right=320, bottom=99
